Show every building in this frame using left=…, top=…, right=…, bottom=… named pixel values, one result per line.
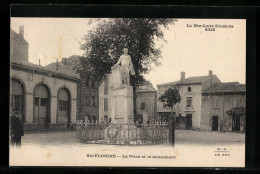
left=157, top=70, right=221, bottom=130
left=136, top=85, right=157, bottom=123
left=10, top=27, right=80, bottom=130
left=11, top=26, right=28, bottom=62
left=99, top=75, right=112, bottom=123
left=201, top=82, right=246, bottom=132
left=46, top=55, right=99, bottom=122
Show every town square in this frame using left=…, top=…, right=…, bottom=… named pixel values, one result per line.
left=10, top=18, right=246, bottom=167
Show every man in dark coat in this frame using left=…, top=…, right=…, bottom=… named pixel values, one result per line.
left=10, top=110, right=24, bottom=147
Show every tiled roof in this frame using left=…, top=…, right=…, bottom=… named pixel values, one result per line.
left=202, top=82, right=246, bottom=94
left=137, top=85, right=156, bottom=93
left=157, top=75, right=215, bottom=87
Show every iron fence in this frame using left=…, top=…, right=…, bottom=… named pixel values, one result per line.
left=76, top=120, right=169, bottom=145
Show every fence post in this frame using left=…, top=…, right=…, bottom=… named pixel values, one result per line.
left=169, top=116, right=175, bottom=146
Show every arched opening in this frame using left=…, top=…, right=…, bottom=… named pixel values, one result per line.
left=10, top=78, right=26, bottom=122
left=57, top=87, right=71, bottom=123
left=33, top=83, right=50, bottom=129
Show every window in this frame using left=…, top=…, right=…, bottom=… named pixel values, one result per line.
left=34, top=97, right=39, bottom=106
left=176, top=115, right=186, bottom=124
left=12, top=95, right=21, bottom=109
left=186, top=97, right=192, bottom=107
left=91, top=96, right=95, bottom=105
left=104, top=79, right=109, bottom=94
left=232, top=96, right=242, bottom=108
left=188, top=87, right=191, bottom=92
left=41, top=98, right=48, bottom=106
left=104, top=98, right=108, bottom=111
left=237, top=97, right=242, bottom=107
left=58, top=100, right=68, bottom=111
left=212, top=96, right=220, bottom=109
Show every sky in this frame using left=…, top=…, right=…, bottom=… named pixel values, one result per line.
left=11, top=18, right=246, bottom=88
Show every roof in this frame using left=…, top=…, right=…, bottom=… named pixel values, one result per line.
left=11, top=59, right=80, bottom=80
left=137, top=85, right=156, bottom=93
left=10, top=29, right=28, bottom=44
left=157, top=75, right=216, bottom=87
left=45, top=62, right=80, bottom=79
left=202, top=82, right=246, bottom=94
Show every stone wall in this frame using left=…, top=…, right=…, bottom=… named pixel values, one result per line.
left=201, top=93, right=246, bottom=132
left=76, top=73, right=99, bottom=121
left=136, top=91, right=157, bottom=122
left=10, top=68, right=78, bottom=129
left=10, top=30, right=29, bottom=62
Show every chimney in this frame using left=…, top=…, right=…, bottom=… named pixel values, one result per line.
left=209, top=70, right=213, bottom=76
left=19, top=26, right=24, bottom=39
left=209, top=70, right=213, bottom=86
left=56, top=59, right=59, bottom=70
left=39, top=59, right=41, bottom=66
left=181, top=72, right=185, bottom=80
left=62, top=58, right=67, bottom=65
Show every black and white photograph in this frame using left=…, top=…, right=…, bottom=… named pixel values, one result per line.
left=9, top=17, right=246, bottom=167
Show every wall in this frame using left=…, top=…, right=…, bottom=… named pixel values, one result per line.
left=201, top=93, right=246, bottom=131
left=10, top=31, right=29, bottom=62
left=10, top=68, right=78, bottom=127
left=136, top=91, right=157, bottom=122
left=178, top=84, right=202, bottom=129
left=76, top=73, right=99, bottom=121
left=99, top=74, right=112, bottom=122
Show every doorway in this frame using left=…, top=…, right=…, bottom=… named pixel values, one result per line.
left=34, top=84, right=50, bottom=129
left=212, top=116, right=218, bottom=131
left=232, top=115, right=240, bottom=131
left=186, top=114, right=192, bottom=130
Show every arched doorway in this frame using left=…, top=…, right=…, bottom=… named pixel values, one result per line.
left=10, top=78, right=25, bottom=122
left=34, top=84, right=50, bottom=129
left=57, top=88, right=71, bottom=124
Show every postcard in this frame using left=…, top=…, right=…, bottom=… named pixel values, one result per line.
left=10, top=17, right=246, bottom=167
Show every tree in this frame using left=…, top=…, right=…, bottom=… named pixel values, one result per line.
left=80, top=18, right=177, bottom=119
left=158, top=86, right=181, bottom=146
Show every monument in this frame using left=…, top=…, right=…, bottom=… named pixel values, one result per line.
left=105, top=48, right=138, bottom=141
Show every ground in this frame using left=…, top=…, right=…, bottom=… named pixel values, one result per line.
left=11, top=130, right=245, bottom=167
left=22, top=130, right=245, bottom=146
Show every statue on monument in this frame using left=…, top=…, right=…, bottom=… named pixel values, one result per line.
left=111, top=48, right=135, bottom=89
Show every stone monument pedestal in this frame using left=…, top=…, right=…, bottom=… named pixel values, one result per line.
left=111, top=85, right=134, bottom=123
left=105, top=85, right=140, bottom=141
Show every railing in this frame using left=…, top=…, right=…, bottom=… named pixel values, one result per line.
left=76, top=120, right=169, bottom=145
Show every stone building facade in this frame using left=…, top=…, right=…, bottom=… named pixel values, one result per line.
left=10, top=27, right=80, bottom=131
left=99, top=75, right=112, bottom=123
left=201, top=82, right=246, bottom=132
left=136, top=85, right=157, bottom=123
left=157, top=71, right=221, bottom=130
left=47, top=55, right=99, bottom=122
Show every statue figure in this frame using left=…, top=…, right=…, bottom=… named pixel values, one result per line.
left=111, top=48, right=135, bottom=88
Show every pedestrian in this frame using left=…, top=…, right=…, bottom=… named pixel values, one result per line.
left=10, top=109, right=24, bottom=147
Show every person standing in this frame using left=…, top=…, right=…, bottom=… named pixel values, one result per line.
left=10, top=109, right=24, bottom=147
